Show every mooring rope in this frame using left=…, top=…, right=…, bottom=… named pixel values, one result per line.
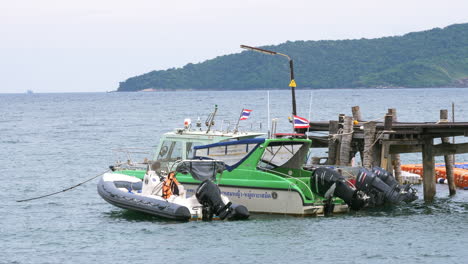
left=16, top=169, right=110, bottom=203
left=363, top=130, right=386, bottom=153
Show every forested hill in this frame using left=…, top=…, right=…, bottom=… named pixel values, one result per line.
left=117, top=23, right=468, bottom=91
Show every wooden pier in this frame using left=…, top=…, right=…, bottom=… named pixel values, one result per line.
left=297, top=106, right=468, bottom=202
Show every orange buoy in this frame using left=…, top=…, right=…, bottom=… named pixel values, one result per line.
left=401, top=163, right=468, bottom=188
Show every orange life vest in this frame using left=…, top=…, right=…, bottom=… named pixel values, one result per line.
left=162, top=172, right=180, bottom=199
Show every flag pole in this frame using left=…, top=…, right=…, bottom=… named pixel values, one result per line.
left=234, top=108, right=244, bottom=133
left=291, top=114, right=296, bottom=133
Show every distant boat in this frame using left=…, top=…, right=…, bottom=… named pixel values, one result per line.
left=26, top=90, right=34, bottom=94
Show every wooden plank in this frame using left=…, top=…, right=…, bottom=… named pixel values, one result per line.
left=389, top=145, right=421, bottom=154
left=433, top=142, right=468, bottom=156
left=389, top=142, right=468, bottom=155
left=384, top=139, right=422, bottom=145
left=422, top=138, right=436, bottom=202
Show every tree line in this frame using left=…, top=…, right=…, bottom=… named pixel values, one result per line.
left=118, top=23, right=468, bottom=91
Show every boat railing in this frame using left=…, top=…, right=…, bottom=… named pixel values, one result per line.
left=218, top=119, right=263, bottom=133
left=111, top=147, right=154, bottom=169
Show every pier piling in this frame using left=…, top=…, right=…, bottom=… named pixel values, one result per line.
left=388, top=108, right=402, bottom=183
left=339, top=116, right=353, bottom=166
left=363, top=122, right=376, bottom=169
left=352, top=106, right=363, bottom=122
left=440, top=109, right=456, bottom=195
left=422, top=137, right=436, bottom=202
left=328, top=120, right=339, bottom=165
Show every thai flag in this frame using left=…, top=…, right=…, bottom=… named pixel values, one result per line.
left=239, top=109, right=252, bottom=120
left=293, top=115, right=310, bottom=128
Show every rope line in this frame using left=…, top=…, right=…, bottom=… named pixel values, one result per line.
left=363, top=131, right=386, bottom=153
left=16, top=169, right=110, bottom=202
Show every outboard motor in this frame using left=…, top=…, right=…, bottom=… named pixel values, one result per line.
left=356, top=168, right=411, bottom=206
left=311, top=167, right=369, bottom=210
left=372, top=167, right=418, bottom=203
left=176, top=160, right=250, bottom=221
left=196, top=180, right=249, bottom=220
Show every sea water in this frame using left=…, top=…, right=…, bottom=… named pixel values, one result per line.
left=1, top=88, right=467, bottom=264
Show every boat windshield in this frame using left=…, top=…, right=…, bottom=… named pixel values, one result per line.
left=258, top=141, right=309, bottom=170
left=195, top=142, right=257, bottom=167
left=194, top=139, right=264, bottom=171
left=156, top=140, right=183, bottom=162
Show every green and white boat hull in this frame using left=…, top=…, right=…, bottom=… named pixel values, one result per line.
left=112, top=133, right=349, bottom=216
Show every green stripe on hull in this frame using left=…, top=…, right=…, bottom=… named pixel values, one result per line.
left=112, top=169, right=345, bottom=206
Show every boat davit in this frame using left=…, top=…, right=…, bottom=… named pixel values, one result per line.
left=98, top=160, right=250, bottom=221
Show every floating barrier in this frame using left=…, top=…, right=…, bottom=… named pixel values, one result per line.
left=401, top=163, right=468, bottom=189
left=400, top=171, right=422, bottom=184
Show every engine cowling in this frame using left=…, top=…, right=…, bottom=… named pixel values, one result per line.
left=195, top=180, right=249, bottom=220
left=311, top=167, right=369, bottom=210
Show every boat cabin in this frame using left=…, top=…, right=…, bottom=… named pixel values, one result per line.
left=154, top=128, right=264, bottom=171
left=193, top=138, right=311, bottom=175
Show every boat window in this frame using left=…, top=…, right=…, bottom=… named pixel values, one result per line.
left=156, top=140, right=183, bottom=162
left=258, top=142, right=308, bottom=170
left=195, top=143, right=256, bottom=166
left=186, top=142, right=203, bottom=158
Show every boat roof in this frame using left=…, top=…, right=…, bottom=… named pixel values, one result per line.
left=162, top=128, right=265, bottom=142
left=193, top=138, right=266, bottom=149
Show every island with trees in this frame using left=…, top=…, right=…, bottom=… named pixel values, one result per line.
left=117, top=23, right=468, bottom=91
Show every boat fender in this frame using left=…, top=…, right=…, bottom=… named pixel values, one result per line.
left=437, top=178, right=447, bottom=184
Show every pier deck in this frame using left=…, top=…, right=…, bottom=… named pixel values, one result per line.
left=296, top=107, right=468, bottom=202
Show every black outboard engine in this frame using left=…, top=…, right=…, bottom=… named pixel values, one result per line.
left=311, top=167, right=369, bottom=211
left=372, top=167, right=418, bottom=203
left=355, top=168, right=418, bottom=206
left=176, top=160, right=250, bottom=221
left=196, top=180, right=249, bottom=220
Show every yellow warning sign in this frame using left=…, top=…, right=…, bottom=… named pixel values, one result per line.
left=289, top=79, right=297, bottom=87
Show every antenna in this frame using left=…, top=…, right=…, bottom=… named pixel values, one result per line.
left=206, top=105, right=218, bottom=133
left=306, top=91, right=313, bottom=139
left=267, top=91, right=271, bottom=137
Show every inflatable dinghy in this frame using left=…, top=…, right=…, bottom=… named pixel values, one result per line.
left=98, top=160, right=250, bottom=221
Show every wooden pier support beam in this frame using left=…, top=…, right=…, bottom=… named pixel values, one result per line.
left=363, top=122, right=376, bottom=169
left=422, top=137, right=436, bottom=202
left=384, top=114, right=393, bottom=131
left=440, top=109, right=456, bottom=196
left=339, top=116, right=353, bottom=166
left=327, top=120, right=339, bottom=165
left=388, top=108, right=402, bottom=183
left=352, top=106, right=363, bottom=122
left=381, top=114, right=393, bottom=172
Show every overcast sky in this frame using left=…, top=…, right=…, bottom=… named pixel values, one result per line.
left=1, top=0, right=467, bottom=93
